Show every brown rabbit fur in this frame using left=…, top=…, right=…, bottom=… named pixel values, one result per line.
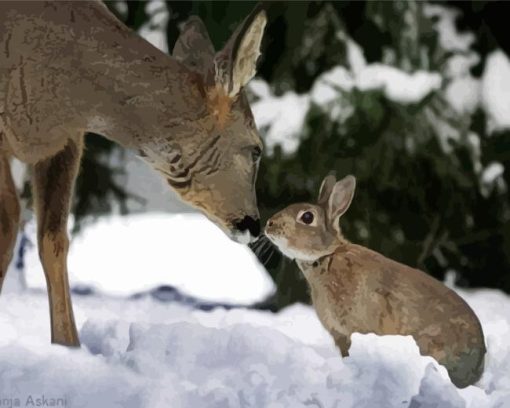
left=265, top=174, right=486, bottom=388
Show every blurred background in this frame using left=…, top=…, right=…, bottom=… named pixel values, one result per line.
left=10, top=0, right=510, bottom=310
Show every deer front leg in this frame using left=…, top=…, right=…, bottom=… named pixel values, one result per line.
left=0, top=154, right=20, bottom=292
left=32, top=138, right=83, bottom=347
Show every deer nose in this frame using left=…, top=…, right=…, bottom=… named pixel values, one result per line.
left=234, top=216, right=261, bottom=238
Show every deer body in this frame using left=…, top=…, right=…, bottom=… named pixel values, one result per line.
left=266, top=175, right=486, bottom=388
left=0, top=1, right=267, bottom=346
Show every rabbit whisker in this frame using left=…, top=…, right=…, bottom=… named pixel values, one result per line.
left=254, top=236, right=270, bottom=256
left=249, top=234, right=267, bottom=253
left=258, top=240, right=274, bottom=259
left=263, top=246, right=276, bottom=266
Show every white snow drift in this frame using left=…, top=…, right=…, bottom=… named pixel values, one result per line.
left=21, top=213, right=275, bottom=305
left=1, top=214, right=510, bottom=407
left=0, top=285, right=509, bottom=407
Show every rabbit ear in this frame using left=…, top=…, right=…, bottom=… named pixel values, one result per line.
left=328, top=175, right=356, bottom=233
left=318, top=175, right=336, bottom=206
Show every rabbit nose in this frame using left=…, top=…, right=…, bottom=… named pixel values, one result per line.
left=234, top=216, right=261, bottom=238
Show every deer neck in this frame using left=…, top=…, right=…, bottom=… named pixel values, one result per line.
left=74, top=29, right=206, bottom=151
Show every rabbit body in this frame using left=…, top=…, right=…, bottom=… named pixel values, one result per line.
left=297, top=243, right=486, bottom=388
left=265, top=175, right=486, bottom=388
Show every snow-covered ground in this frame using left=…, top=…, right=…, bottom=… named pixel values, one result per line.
left=0, top=284, right=509, bottom=407
left=0, top=214, right=509, bottom=407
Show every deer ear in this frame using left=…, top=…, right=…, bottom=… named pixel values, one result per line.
left=173, top=16, right=215, bottom=80
left=318, top=175, right=336, bottom=206
left=214, top=5, right=267, bottom=97
left=328, top=175, right=356, bottom=233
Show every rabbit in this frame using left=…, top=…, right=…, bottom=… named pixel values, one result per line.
left=264, top=174, right=486, bottom=388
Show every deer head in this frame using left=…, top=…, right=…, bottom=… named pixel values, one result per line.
left=138, top=7, right=267, bottom=244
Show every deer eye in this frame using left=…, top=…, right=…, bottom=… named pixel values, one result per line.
left=300, top=211, right=314, bottom=225
left=251, top=146, right=262, bottom=162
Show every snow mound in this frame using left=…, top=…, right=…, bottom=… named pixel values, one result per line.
left=23, top=213, right=275, bottom=305
left=0, top=287, right=509, bottom=407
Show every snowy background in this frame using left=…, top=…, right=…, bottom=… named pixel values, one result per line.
left=2, top=1, right=510, bottom=407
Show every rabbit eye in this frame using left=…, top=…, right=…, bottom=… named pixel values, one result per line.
left=300, top=211, right=314, bottom=225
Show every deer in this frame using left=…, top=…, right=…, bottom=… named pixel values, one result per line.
left=0, top=1, right=267, bottom=347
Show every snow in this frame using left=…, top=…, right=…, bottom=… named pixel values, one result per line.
left=251, top=4, right=510, bottom=158
left=480, top=162, right=506, bottom=197
left=251, top=34, right=442, bottom=156
left=445, top=77, right=480, bottom=115
left=252, top=62, right=441, bottom=156
left=311, top=66, right=353, bottom=104
left=423, top=5, right=475, bottom=52
left=467, top=132, right=483, bottom=175
left=482, top=51, right=510, bottom=131
left=355, top=64, right=442, bottom=104
left=310, top=39, right=442, bottom=106
left=9, top=158, right=27, bottom=191
left=346, top=39, right=367, bottom=75
left=249, top=87, right=311, bottom=155
left=249, top=79, right=272, bottom=100
left=482, top=162, right=505, bottom=186
left=21, top=213, right=275, bottom=305
left=443, top=52, right=481, bottom=117
left=0, top=285, right=509, bottom=407
left=344, top=39, right=442, bottom=102
left=110, top=0, right=128, bottom=20
left=342, top=38, right=443, bottom=104
left=445, top=54, right=480, bottom=78
left=1, top=212, right=509, bottom=407
left=138, top=0, right=170, bottom=54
